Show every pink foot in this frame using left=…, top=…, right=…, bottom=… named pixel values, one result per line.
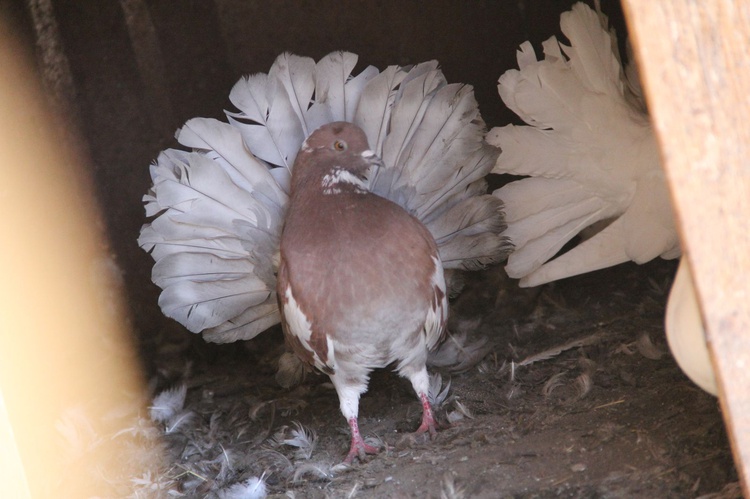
left=343, top=417, right=380, bottom=464
left=415, top=392, right=438, bottom=438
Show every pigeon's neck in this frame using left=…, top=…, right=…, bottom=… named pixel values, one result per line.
left=320, top=167, right=368, bottom=195
left=283, top=164, right=379, bottom=249
left=292, top=165, right=369, bottom=198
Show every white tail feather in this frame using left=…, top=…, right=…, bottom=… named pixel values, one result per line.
left=268, top=53, right=316, bottom=136
left=490, top=1, right=679, bottom=287
left=227, top=74, right=304, bottom=169
left=313, top=51, right=378, bottom=124
left=431, top=195, right=508, bottom=270
left=353, top=64, right=408, bottom=155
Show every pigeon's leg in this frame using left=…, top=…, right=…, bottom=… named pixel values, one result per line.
left=344, top=415, right=379, bottom=464
left=408, top=367, right=438, bottom=437
left=331, top=373, right=379, bottom=464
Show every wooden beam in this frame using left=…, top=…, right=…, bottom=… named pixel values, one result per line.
left=621, top=0, right=750, bottom=494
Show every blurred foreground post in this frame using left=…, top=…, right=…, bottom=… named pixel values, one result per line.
left=0, top=24, right=160, bottom=498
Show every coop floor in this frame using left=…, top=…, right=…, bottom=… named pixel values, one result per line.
left=145, top=260, right=739, bottom=498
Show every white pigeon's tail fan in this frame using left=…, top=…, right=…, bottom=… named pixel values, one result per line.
left=140, top=51, right=510, bottom=343
left=488, top=1, right=680, bottom=288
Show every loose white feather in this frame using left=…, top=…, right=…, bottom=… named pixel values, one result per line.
left=149, top=385, right=187, bottom=424
left=489, top=1, right=679, bottom=287
left=217, top=477, right=267, bottom=499
left=281, top=421, right=318, bottom=460
left=141, top=51, right=510, bottom=343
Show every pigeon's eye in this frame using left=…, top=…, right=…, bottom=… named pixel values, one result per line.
left=333, top=140, right=347, bottom=151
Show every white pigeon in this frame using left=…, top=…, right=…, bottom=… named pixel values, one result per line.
left=489, top=2, right=718, bottom=396
left=139, top=51, right=510, bottom=350
left=488, top=1, right=680, bottom=288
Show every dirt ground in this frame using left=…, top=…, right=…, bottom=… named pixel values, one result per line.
left=143, top=259, right=739, bottom=498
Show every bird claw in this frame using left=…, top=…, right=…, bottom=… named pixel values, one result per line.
left=416, top=392, right=439, bottom=440
left=342, top=439, right=379, bottom=465
left=342, top=416, right=380, bottom=465
left=415, top=419, right=439, bottom=440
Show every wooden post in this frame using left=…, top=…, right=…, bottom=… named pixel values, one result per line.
left=621, top=0, right=750, bottom=494
left=0, top=24, right=159, bottom=497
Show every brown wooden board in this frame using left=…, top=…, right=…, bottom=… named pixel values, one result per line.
left=622, top=0, right=750, bottom=494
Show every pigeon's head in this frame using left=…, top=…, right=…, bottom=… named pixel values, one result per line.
left=291, top=122, right=380, bottom=196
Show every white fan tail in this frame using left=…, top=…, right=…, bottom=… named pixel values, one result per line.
left=139, top=147, right=283, bottom=340
left=141, top=51, right=510, bottom=342
left=489, top=1, right=679, bottom=287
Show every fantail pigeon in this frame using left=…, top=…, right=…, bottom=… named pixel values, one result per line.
left=139, top=52, right=511, bottom=462
left=488, top=1, right=680, bottom=288
left=488, top=2, right=719, bottom=396
left=278, top=121, right=447, bottom=463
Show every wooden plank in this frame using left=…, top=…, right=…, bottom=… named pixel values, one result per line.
left=621, top=0, right=750, bottom=494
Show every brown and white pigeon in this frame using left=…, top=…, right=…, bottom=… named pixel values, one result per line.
left=139, top=52, right=511, bottom=461
left=278, top=121, right=447, bottom=463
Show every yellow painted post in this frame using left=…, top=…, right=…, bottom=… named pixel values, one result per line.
left=0, top=25, right=160, bottom=497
